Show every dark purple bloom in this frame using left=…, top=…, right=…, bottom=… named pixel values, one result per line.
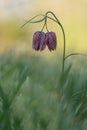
left=32, top=31, right=46, bottom=51
left=45, top=32, right=57, bottom=51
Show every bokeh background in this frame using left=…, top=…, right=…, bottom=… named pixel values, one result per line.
left=0, top=1, right=87, bottom=130
left=0, top=0, right=87, bottom=55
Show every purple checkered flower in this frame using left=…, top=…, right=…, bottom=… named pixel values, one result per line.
left=45, top=32, right=57, bottom=51
left=32, top=31, right=46, bottom=51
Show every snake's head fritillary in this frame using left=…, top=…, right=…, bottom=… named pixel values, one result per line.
left=45, top=32, right=57, bottom=51
left=32, top=31, right=46, bottom=51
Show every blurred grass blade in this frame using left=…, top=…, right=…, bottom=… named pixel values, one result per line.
left=9, top=65, right=29, bottom=107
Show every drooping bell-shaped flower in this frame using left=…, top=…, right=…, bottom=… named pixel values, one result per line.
left=32, top=31, right=46, bottom=51
left=45, top=32, right=57, bottom=51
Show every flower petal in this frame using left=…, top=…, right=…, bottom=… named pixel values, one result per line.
left=32, top=31, right=46, bottom=51
left=45, top=32, right=57, bottom=51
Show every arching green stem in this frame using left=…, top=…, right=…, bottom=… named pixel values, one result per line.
left=45, top=11, right=66, bottom=74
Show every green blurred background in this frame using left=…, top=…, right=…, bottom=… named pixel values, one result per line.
left=0, top=1, right=87, bottom=130
left=0, top=0, right=87, bottom=55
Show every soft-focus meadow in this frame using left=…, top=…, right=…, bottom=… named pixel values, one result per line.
left=0, top=0, right=87, bottom=130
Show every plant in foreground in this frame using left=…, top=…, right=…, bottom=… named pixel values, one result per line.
left=21, top=11, right=87, bottom=74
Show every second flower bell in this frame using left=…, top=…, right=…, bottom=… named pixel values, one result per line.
left=32, top=31, right=57, bottom=51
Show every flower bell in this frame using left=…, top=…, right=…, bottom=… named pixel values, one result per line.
left=32, top=31, right=57, bottom=51
left=45, top=32, right=57, bottom=51
left=32, top=31, right=46, bottom=51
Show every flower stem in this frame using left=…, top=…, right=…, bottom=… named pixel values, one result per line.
left=45, top=11, right=66, bottom=74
